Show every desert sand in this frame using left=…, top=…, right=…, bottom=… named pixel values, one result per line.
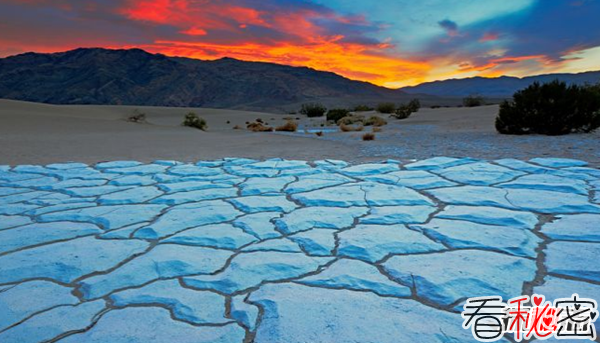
left=1, top=99, right=598, bottom=165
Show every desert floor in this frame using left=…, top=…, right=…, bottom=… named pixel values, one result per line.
left=0, top=99, right=599, bottom=166
left=0, top=157, right=599, bottom=342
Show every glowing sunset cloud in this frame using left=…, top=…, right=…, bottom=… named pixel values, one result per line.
left=1, top=0, right=599, bottom=87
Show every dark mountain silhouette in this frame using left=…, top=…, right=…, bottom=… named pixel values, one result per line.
left=0, top=48, right=418, bottom=111
left=400, top=71, right=600, bottom=98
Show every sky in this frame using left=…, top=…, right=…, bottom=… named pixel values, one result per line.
left=0, top=0, right=599, bottom=87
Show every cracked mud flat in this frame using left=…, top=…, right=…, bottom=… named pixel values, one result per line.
left=0, top=157, right=599, bottom=342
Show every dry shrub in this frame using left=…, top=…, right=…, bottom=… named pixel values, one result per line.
left=315, top=131, right=324, bottom=136
left=372, top=127, right=382, bottom=132
left=256, top=118, right=264, bottom=123
left=337, top=115, right=365, bottom=125
left=233, top=125, right=243, bottom=130
left=340, top=123, right=364, bottom=132
left=364, top=116, right=387, bottom=127
left=340, top=123, right=353, bottom=132
left=275, top=120, right=298, bottom=132
left=247, top=122, right=273, bottom=132
left=362, top=133, right=375, bottom=141
left=127, top=109, right=146, bottom=123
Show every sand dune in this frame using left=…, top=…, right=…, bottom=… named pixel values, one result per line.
left=1, top=99, right=598, bottom=165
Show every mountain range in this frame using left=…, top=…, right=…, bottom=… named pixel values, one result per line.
left=0, top=48, right=417, bottom=111
left=0, top=48, right=598, bottom=110
left=400, top=71, right=600, bottom=98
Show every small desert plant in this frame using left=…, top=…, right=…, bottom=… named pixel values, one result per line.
left=392, top=104, right=413, bottom=119
left=340, top=123, right=364, bottom=132
left=495, top=81, right=600, bottom=135
left=226, top=120, right=231, bottom=124
left=337, top=115, right=365, bottom=125
left=339, top=123, right=353, bottom=132
left=326, top=108, right=350, bottom=122
left=256, top=118, right=264, bottom=123
left=430, top=105, right=441, bottom=109
left=353, top=104, right=374, bottom=112
left=247, top=122, right=273, bottom=132
left=127, top=109, right=146, bottom=123
left=183, top=112, right=207, bottom=130
left=407, top=99, right=421, bottom=112
left=372, top=127, right=382, bottom=132
left=300, top=103, right=327, bottom=117
left=275, top=120, right=298, bottom=132
left=315, top=131, right=324, bottom=136
left=364, top=116, right=387, bottom=127
left=463, top=95, right=485, bottom=107
left=391, top=99, right=421, bottom=120
left=362, top=133, right=375, bottom=141
left=233, top=125, right=243, bottom=130
left=376, top=102, right=396, bottom=114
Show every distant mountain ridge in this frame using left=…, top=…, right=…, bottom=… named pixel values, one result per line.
left=0, top=48, right=416, bottom=111
left=1, top=48, right=598, bottom=109
left=400, top=71, right=600, bottom=98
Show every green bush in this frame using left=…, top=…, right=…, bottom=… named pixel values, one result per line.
left=376, top=102, right=396, bottom=114
left=392, top=105, right=413, bottom=119
left=300, top=103, right=327, bottom=117
left=326, top=108, right=350, bottom=122
left=353, top=104, right=373, bottom=112
left=495, top=81, right=600, bottom=135
left=183, top=112, right=207, bottom=130
left=463, top=95, right=485, bottom=107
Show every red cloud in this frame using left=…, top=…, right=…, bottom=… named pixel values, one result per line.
left=480, top=32, right=499, bottom=42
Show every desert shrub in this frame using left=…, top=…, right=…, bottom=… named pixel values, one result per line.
left=376, top=102, right=396, bottom=114
left=233, top=125, right=243, bottom=130
left=407, top=99, right=421, bottom=112
left=495, top=81, right=600, bottom=135
left=353, top=104, right=374, bottom=112
left=337, top=115, right=365, bottom=125
left=247, top=122, right=273, bottom=132
left=430, top=105, right=441, bottom=109
left=364, top=116, right=387, bottom=127
left=339, top=123, right=363, bottom=132
left=275, top=120, right=298, bottom=132
left=326, top=108, right=350, bottom=122
left=362, top=133, right=375, bottom=141
left=392, top=104, right=413, bottom=119
left=339, top=123, right=353, bottom=132
left=372, top=127, right=382, bottom=132
left=183, top=112, right=207, bottom=130
left=127, top=109, right=146, bottom=123
left=463, top=95, right=485, bottom=107
left=300, top=103, right=327, bottom=117
left=315, top=131, right=324, bottom=136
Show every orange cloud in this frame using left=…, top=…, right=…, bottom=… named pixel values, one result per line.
left=114, top=0, right=428, bottom=86
left=130, top=38, right=430, bottom=87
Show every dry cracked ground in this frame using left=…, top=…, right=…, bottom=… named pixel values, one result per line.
left=0, top=157, right=599, bottom=342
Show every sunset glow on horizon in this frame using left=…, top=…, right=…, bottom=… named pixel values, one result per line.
left=1, top=0, right=599, bottom=88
